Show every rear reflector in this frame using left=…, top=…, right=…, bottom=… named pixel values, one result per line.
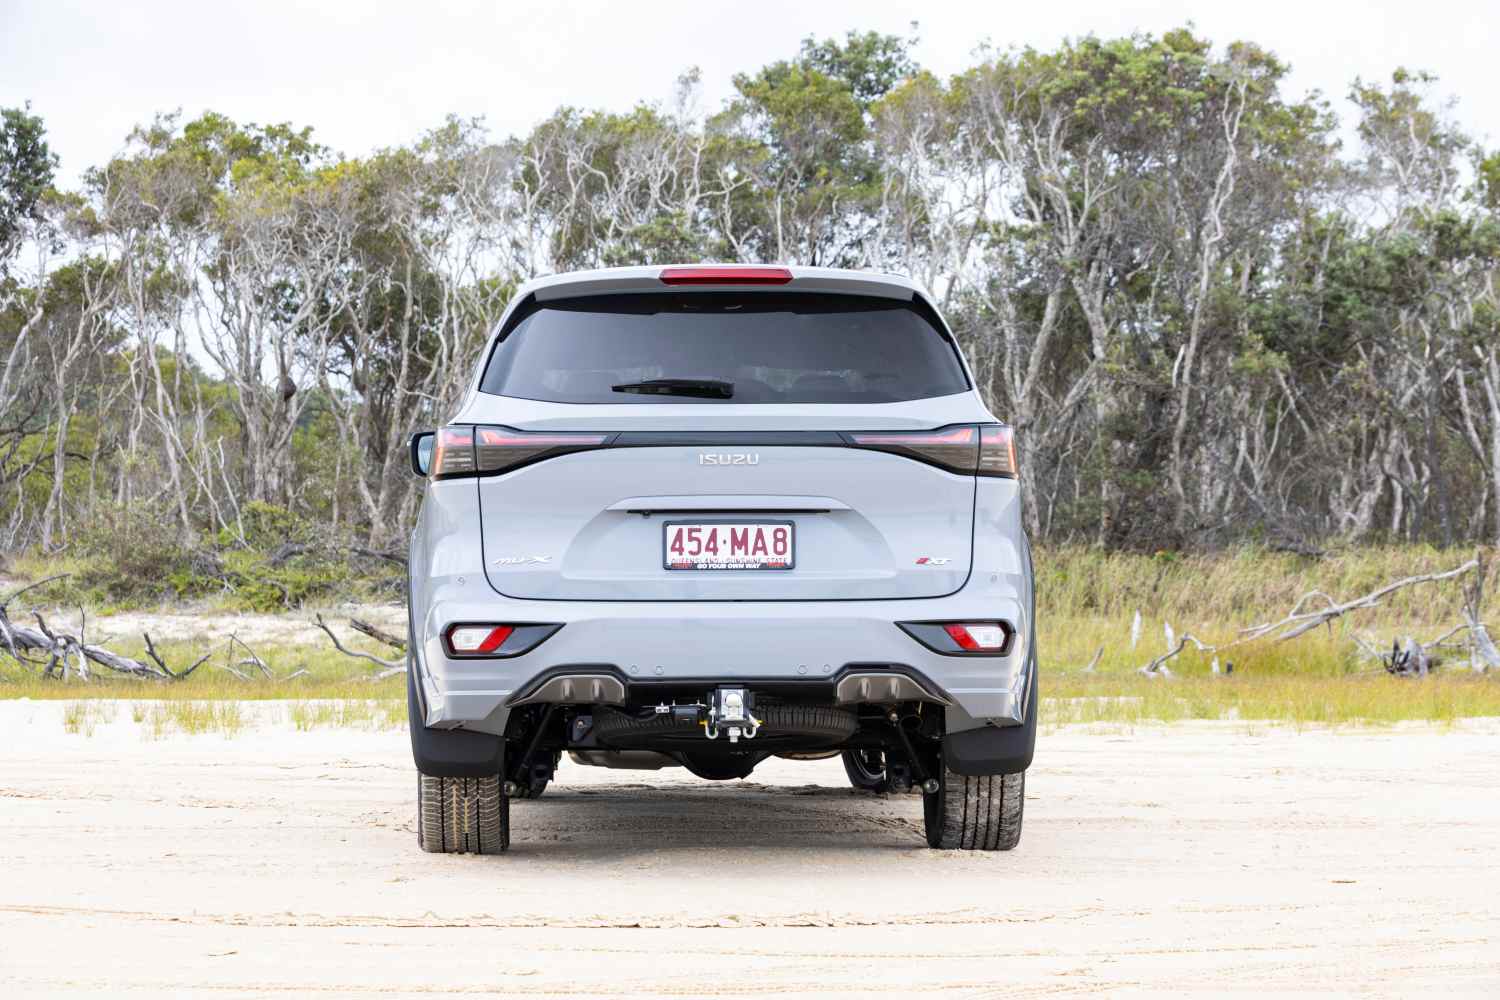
left=943, top=623, right=1009, bottom=651
left=445, top=624, right=514, bottom=655
left=659, top=265, right=793, bottom=286
left=897, top=620, right=1015, bottom=656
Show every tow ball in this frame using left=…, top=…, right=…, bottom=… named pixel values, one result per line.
left=706, top=687, right=760, bottom=743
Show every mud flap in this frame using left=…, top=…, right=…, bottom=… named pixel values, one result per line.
left=406, top=654, right=504, bottom=778
left=942, top=653, right=1037, bottom=776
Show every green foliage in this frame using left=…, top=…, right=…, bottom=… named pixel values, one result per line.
left=70, top=503, right=205, bottom=605
left=797, top=29, right=919, bottom=108
left=14, top=499, right=396, bottom=612
left=0, top=103, right=57, bottom=259
left=1478, top=152, right=1500, bottom=212
left=722, top=30, right=920, bottom=264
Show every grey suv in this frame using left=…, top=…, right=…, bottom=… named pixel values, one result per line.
left=406, top=264, right=1036, bottom=853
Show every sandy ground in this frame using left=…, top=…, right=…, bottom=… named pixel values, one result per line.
left=1, top=703, right=1497, bottom=998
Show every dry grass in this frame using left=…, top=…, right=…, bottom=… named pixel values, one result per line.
left=288, top=699, right=404, bottom=731
left=1036, top=544, right=1495, bottom=626
left=0, top=641, right=402, bottom=700
left=135, top=700, right=248, bottom=739
left=1036, top=544, right=1495, bottom=676
left=1042, top=674, right=1500, bottom=726
left=61, top=700, right=117, bottom=736
left=1033, top=545, right=1500, bottom=724
left=44, top=697, right=403, bottom=738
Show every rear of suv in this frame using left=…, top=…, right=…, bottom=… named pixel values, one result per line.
left=406, top=264, right=1036, bottom=853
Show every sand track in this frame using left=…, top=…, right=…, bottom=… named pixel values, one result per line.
left=1, top=702, right=1497, bottom=997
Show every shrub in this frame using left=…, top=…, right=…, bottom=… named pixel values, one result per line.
left=22, top=500, right=398, bottom=611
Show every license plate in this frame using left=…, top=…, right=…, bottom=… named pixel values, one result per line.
left=663, top=521, right=794, bottom=571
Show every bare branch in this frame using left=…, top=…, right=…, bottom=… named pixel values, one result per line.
left=349, top=618, right=406, bottom=651
left=227, top=634, right=272, bottom=679
left=0, top=574, right=71, bottom=612
left=313, top=613, right=403, bottom=673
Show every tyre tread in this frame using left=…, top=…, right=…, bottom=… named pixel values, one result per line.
left=924, top=766, right=1024, bottom=851
left=418, top=773, right=508, bottom=854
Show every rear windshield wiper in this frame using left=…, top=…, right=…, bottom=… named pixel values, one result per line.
left=611, top=378, right=734, bottom=399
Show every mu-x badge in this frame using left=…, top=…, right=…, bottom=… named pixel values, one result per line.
left=699, top=452, right=760, bottom=465
left=491, top=554, right=553, bottom=566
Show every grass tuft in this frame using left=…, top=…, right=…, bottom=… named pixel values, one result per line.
left=61, top=700, right=116, bottom=736
left=137, top=700, right=247, bottom=739
left=288, top=699, right=404, bottom=731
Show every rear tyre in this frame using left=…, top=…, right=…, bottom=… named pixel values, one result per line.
left=417, top=774, right=509, bottom=854
left=841, top=750, right=888, bottom=792
left=922, top=765, right=1024, bottom=851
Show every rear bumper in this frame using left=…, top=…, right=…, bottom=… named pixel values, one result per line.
left=412, top=589, right=1032, bottom=736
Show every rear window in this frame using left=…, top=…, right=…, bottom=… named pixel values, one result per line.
left=478, top=292, right=970, bottom=404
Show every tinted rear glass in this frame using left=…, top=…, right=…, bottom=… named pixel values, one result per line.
left=478, top=292, right=970, bottom=404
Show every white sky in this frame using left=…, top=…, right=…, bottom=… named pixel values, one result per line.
left=4, top=0, right=1497, bottom=185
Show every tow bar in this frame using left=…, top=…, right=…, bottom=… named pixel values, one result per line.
left=653, top=686, right=763, bottom=743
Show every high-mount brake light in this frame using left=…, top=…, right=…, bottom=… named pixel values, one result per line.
left=659, top=265, right=794, bottom=286
left=978, top=425, right=1019, bottom=479
left=431, top=425, right=613, bottom=478
left=445, top=624, right=514, bottom=655
left=843, top=425, right=979, bottom=475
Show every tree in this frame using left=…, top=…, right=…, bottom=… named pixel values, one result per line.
left=5, top=27, right=1500, bottom=556
left=0, top=104, right=57, bottom=266
left=720, top=31, right=916, bottom=264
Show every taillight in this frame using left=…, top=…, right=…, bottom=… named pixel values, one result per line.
left=659, top=265, right=794, bottom=285
left=431, top=425, right=614, bottom=479
left=475, top=426, right=612, bottom=474
left=843, top=424, right=1018, bottom=478
left=978, top=425, right=1019, bottom=479
left=843, top=426, right=979, bottom=475
left=431, top=426, right=476, bottom=478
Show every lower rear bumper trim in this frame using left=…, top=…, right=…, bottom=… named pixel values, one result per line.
left=504, top=663, right=963, bottom=711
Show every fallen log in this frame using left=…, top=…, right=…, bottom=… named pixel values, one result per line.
left=0, top=576, right=207, bottom=681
